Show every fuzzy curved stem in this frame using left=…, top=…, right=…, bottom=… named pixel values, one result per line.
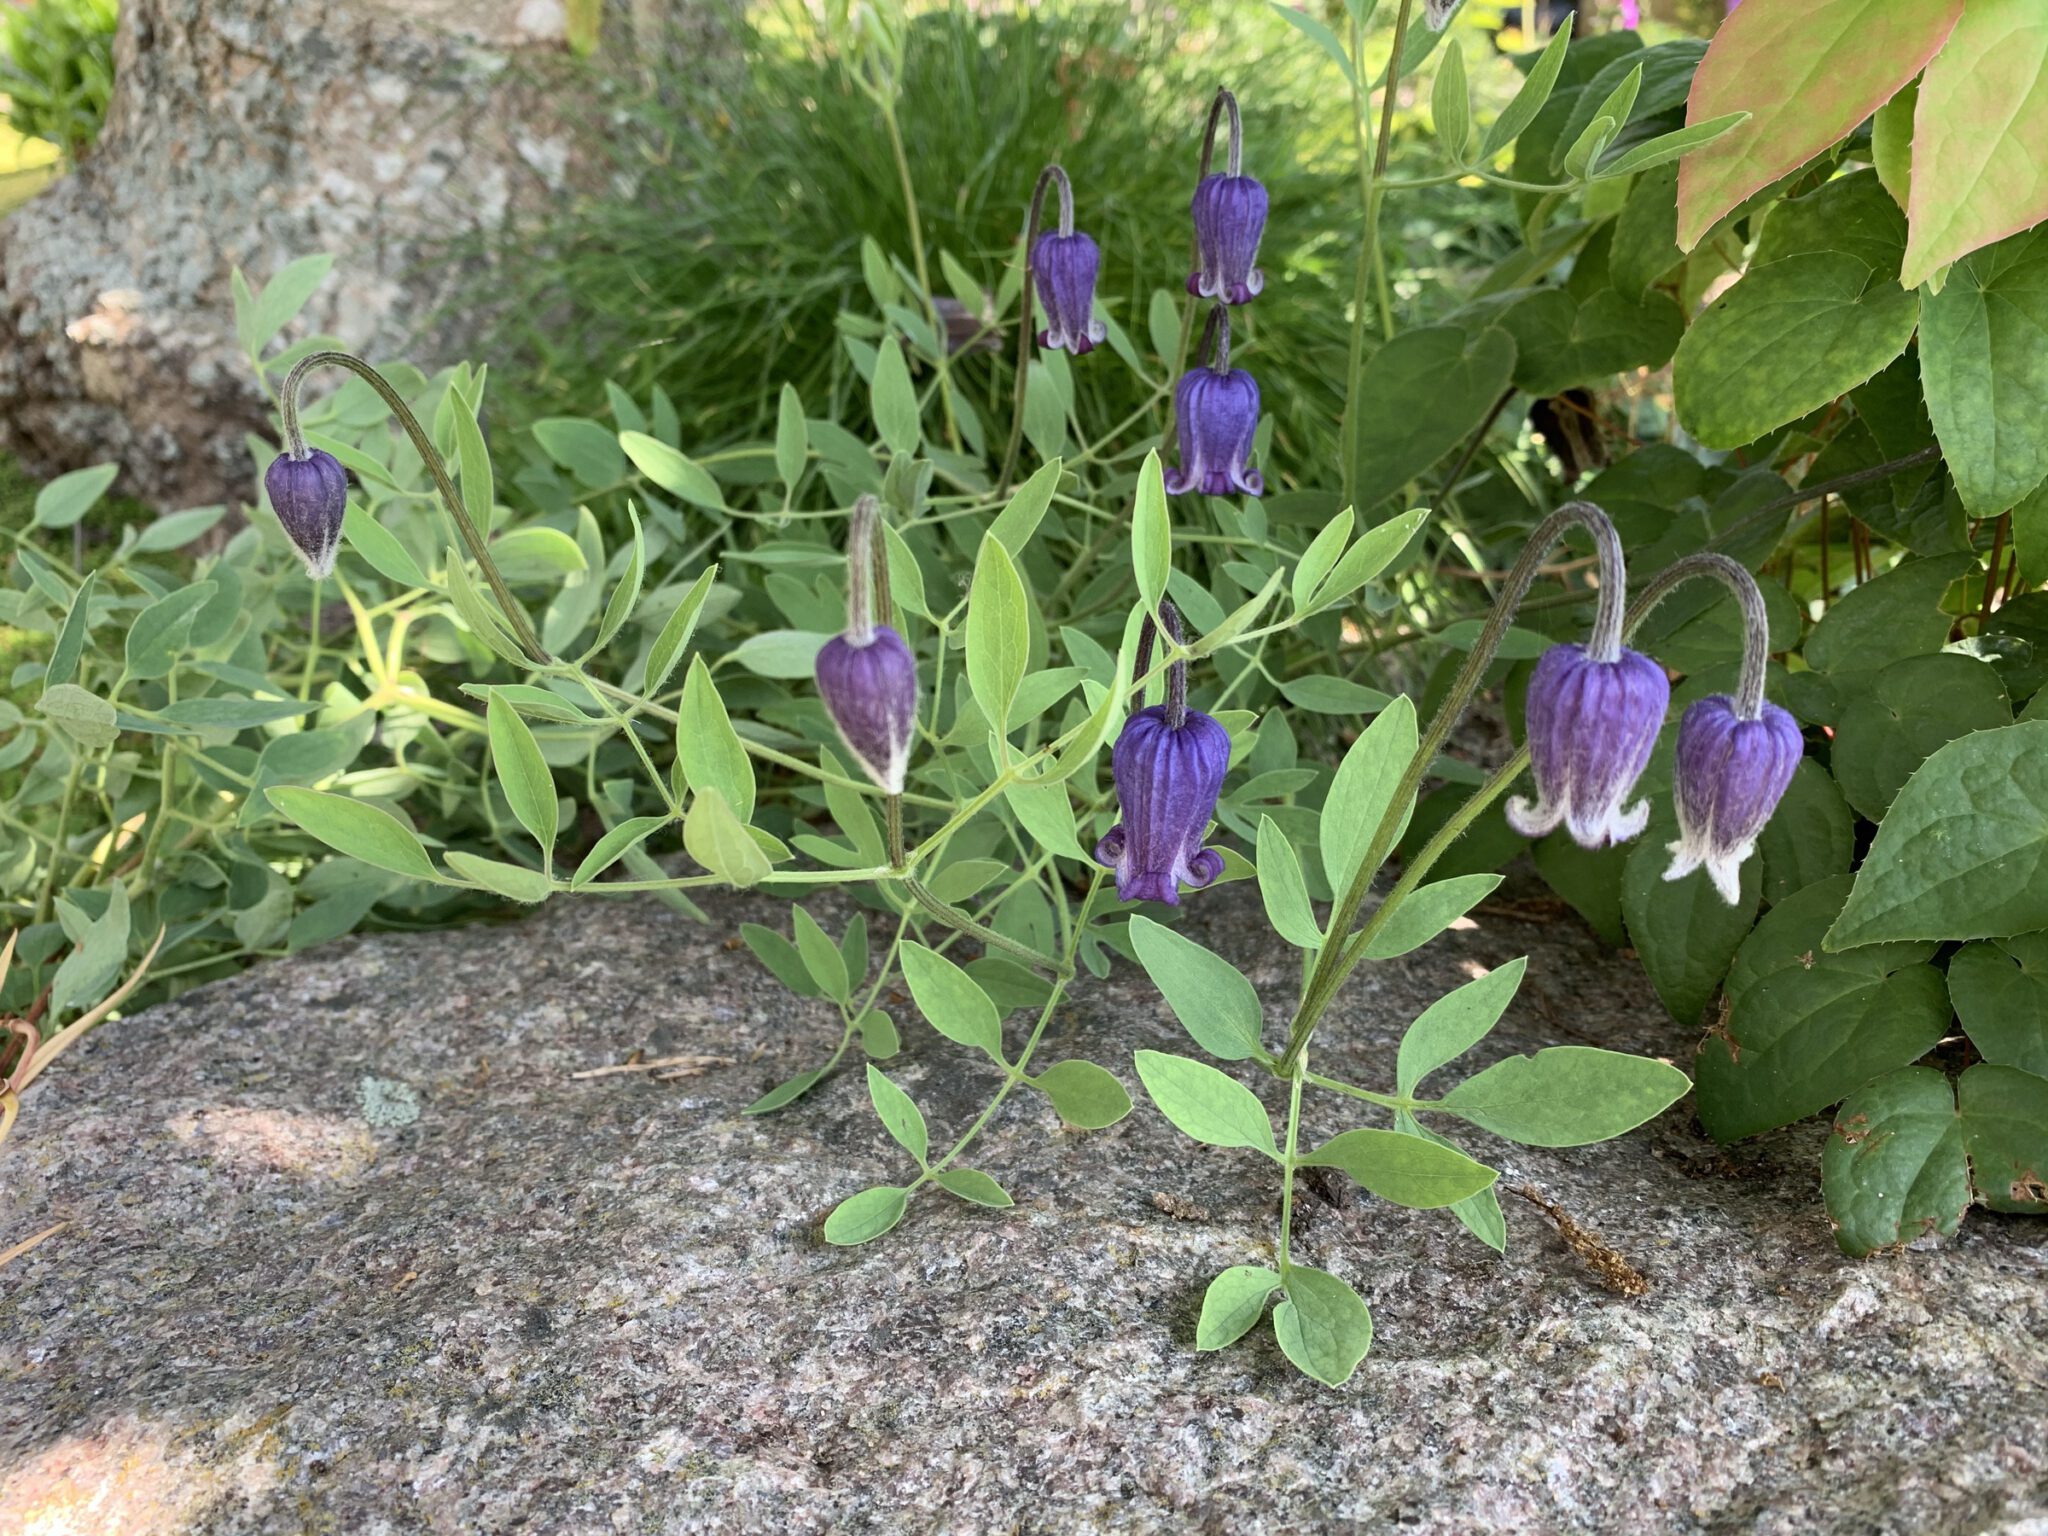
left=279, top=350, right=548, bottom=664
left=1624, top=552, right=1771, bottom=718
left=1278, top=500, right=1626, bottom=1073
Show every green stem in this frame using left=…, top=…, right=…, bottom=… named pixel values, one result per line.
left=1277, top=1053, right=1306, bottom=1275
left=903, top=875, right=1072, bottom=979
left=278, top=350, right=549, bottom=665
left=299, top=577, right=323, bottom=701
left=879, top=97, right=960, bottom=453
left=911, top=874, right=1100, bottom=1188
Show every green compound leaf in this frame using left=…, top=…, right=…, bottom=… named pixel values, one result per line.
left=1673, top=172, right=1919, bottom=450
left=792, top=906, right=850, bottom=1003
left=1300, top=1128, right=1497, bottom=1209
left=124, top=581, right=217, bottom=682
left=1622, top=818, right=1760, bottom=1026
left=1918, top=227, right=2048, bottom=517
left=1702, top=876, right=1947, bottom=1142
left=643, top=564, right=720, bottom=697
left=743, top=1068, right=827, bottom=1116
left=1196, top=1265, right=1282, bottom=1351
left=866, top=1064, right=928, bottom=1165
left=1946, top=934, right=2048, bottom=1076
left=486, top=693, right=559, bottom=863
left=1902, top=0, right=2048, bottom=289
left=1675, top=0, right=1960, bottom=249
left=269, top=788, right=440, bottom=883
left=44, top=570, right=97, bottom=691
left=444, top=851, right=553, bottom=904
left=36, top=683, right=118, bottom=750
left=571, top=814, right=671, bottom=889
left=1756, top=760, right=1855, bottom=905
left=621, top=429, right=724, bottom=510
left=1307, top=506, right=1432, bottom=616
left=1958, top=1062, right=2048, bottom=1214
left=1321, top=693, right=1417, bottom=902
left=1828, top=653, right=2010, bottom=822
left=1830, top=721, right=2048, bottom=949
left=933, top=1168, right=1013, bottom=1208
left=1362, top=874, right=1501, bottom=960
left=1291, top=508, right=1353, bottom=615
left=1397, top=957, right=1527, bottom=1100
left=1821, top=1067, right=1968, bottom=1256
left=682, top=788, right=771, bottom=888
left=1132, top=449, right=1171, bottom=615
left=1030, top=1059, right=1133, bottom=1130
left=32, top=462, right=119, bottom=529
left=965, top=533, right=1029, bottom=737
left=1127, top=915, right=1265, bottom=1061
left=822, top=1185, right=910, bottom=1245
left=900, top=941, right=1006, bottom=1061
left=1438, top=1046, right=1689, bottom=1147
left=1255, top=815, right=1323, bottom=949
left=1272, top=1265, right=1373, bottom=1387
left=988, top=457, right=1063, bottom=556
left=675, top=655, right=755, bottom=823
left=870, top=336, right=921, bottom=456
left=1132, top=1050, right=1278, bottom=1158
left=1349, top=326, right=1515, bottom=514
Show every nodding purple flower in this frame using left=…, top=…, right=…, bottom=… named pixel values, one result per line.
left=1097, top=706, right=1230, bottom=905
left=1030, top=231, right=1105, bottom=356
left=1507, top=642, right=1670, bottom=848
left=1166, top=305, right=1263, bottom=498
left=1187, top=174, right=1268, bottom=306
left=816, top=627, right=918, bottom=795
left=1095, top=603, right=1229, bottom=905
left=815, top=497, right=918, bottom=795
left=1664, top=696, right=1802, bottom=904
left=265, top=448, right=349, bottom=579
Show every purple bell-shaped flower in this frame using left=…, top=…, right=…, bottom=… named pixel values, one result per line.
left=265, top=448, right=350, bottom=578
left=1664, top=695, right=1802, bottom=904
left=1095, top=604, right=1230, bottom=905
left=1165, top=305, right=1263, bottom=498
left=1507, top=641, right=1670, bottom=848
left=1022, top=165, right=1104, bottom=356
left=1187, top=174, right=1268, bottom=306
left=815, top=498, right=918, bottom=796
left=1031, top=231, right=1105, bottom=356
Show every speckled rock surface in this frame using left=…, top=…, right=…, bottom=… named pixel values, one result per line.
left=2, top=884, right=2045, bottom=1534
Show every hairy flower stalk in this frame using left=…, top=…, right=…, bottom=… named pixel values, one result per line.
left=815, top=497, right=918, bottom=800
left=1165, top=305, right=1264, bottom=498
left=1095, top=603, right=1231, bottom=904
left=1662, top=562, right=1799, bottom=903
left=1186, top=92, right=1267, bottom=306
left=275, top=350, right=548, bottom=664
left=1506, top=511, right=1669, bottom=848
left=264, top=447, right=349, bottom=579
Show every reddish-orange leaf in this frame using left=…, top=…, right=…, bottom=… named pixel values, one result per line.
left=1676, top=0, right=1963, bottom=252
left=1902, top=0, right=2048, bottom=289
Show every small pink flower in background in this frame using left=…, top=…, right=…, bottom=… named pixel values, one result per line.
left=1619, top=0, right=1641, bottom=25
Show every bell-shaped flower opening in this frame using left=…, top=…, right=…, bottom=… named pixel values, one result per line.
left=1187, top=173, right=1268, bottom=306
left=1663, top=695, right=1802, bottom=904
left=1094, top=704, right=1231, bottom=905
left=815, top=626, right=919, bottom=796
left=1030, top=230, right=1106, bottom=355
left=1164, top=367, right=1264, bottom=498
left=265, top=448, right=350, bottom=579
left=1507, top=642, right=1669, bottom=848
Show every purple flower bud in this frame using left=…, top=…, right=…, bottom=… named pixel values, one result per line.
left=1664, top=695, right=1802, bottom=904
left=1094, top=704, right=1230, bottom=905
left=1187, top=174, right=1268, bottom=306
left=265, top=448, right=349, bottom=579
left=1164, top=367, right=1264, bottom=498
left=815, top=625, right=919, bottom=795
left=1030, top=230, right=1106, bottom=355
left=1508, top=642, right=1670, bottom=848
